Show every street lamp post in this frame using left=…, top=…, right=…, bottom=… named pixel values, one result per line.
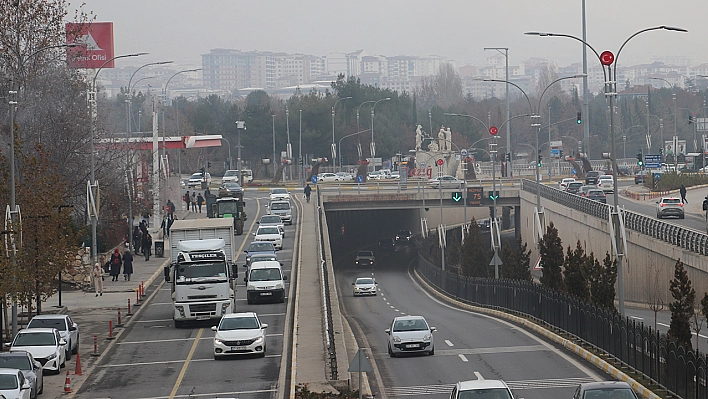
left=356, top=100, right=376, bottom=162
left=272, top=115, right=276, bottom=177
left=299, top=109, right=303, bottom=186
left=221, top=137, right=232, bottom=169
left=526, top=25, right=687, bottom=318
left=650, top=77, right=678, bottom=170
left=484, top=47, right=510, bottom=176
left=332, top=96, right=352, bottom=172
left=370, top=98, right=391, bottom=159
left=235, top=121, right=246, bottom=185
left=338, top=129, right=372, bottom=170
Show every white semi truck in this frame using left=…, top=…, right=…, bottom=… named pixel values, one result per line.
left=164, top=218, right=238, bottom=327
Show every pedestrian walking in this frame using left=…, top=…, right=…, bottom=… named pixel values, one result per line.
left=123, top=250, right=134, bottom=281
left=167, top=216, right=175, bottom=237
left=197, top=193, right=204, bottom=213
left=680, top=184, right=688, bottom=204
left=167, top=199, right=175, bottom=219
left=133, top=226, right=142, bottom=254
left=142, top=232, right=153, bottom=261
left=304, top=184, right=312, bottom=203
left=184, top=191, right=191, bottom=211
left=109, top=248, right=122, bottom=281
left=191, top=192, right=197, bottom=212
left=93, top=263, right=104, bottom=296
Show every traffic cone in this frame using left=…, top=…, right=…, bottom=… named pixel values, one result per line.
left=74, top=352, right=82, bottom=375
left=63, top=371, right=71, bottom=393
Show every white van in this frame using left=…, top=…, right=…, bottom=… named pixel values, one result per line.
left=245, top=261, right=287, bottom=304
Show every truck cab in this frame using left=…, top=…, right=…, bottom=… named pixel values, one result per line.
left=213, top=197, right=247, bottom=235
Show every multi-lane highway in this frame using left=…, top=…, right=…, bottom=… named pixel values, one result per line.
left=334, top=244, right=608, bottom=399
left=75, top=190, right=297, bottom=398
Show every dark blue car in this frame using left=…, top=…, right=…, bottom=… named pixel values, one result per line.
left=244, top=241, right=277, bottom=267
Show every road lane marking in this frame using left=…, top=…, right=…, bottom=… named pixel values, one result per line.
left=458, top=354, right=468, bottom=362
left=629, top=316, right=643, bottom=320
left=135, top=319, right=173, bottom=323
left=474, top=371, right=484, bottom=380
left=168, top=328, right=203, bottom=399
left=389, top=305, right=394, bottom=309
left=137, top=387, right=277, bottom=398
left=393, top=308, right=399, bottom=312
left=658, top=322, right=670, bottom=328
left=445, top=340, right=454, bottom=347
left=385, top=377, right=597, bottom=396
left=257, top=313, right=286, bottom=317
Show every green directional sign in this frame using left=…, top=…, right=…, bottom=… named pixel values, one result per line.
left=488, top=190, right=499, bottom=201
left=451, top=192, right=462, bottom=202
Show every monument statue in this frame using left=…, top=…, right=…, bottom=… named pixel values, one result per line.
left=438, top=126, right=446, bottom=151
left=415, top=124, right=423, bottom=151
left=445, top=127, right=452, bottom=152
left=428, top=140, right=439, bottom=152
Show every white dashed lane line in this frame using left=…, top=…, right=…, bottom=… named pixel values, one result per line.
left=445, top=340, right=454, bottom=347
left=458, top=354, right=468, bottom=362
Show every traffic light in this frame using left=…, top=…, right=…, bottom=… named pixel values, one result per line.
left=689, top=115, right=695, bottom=124
left=636, top=152, right=643, bottom=166
left=200, top=167, right=205, bottom=176
left=537, top=155, right=542, bottom=167
left=576, top=112, right=582, bottom=124
left=559, top=149, right=564, bottom=159
left=207, top=161, right=212, bottom=168
left=506, top=153, right=511, bottom=162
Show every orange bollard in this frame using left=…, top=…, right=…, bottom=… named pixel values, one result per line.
left=141, top=281, right=145, bottom=297
left=90, top=334, right=99, bottom=357
left=134, top=287, right=141, bottom=307
left=106, top=320, right=115, bottom=340
left=116, top=308, right=123, bottom=327
left=127, top=298, right=132, bottom=315
left=74, top=352, right=82, bottom=375
left=63, top=371, right=71, bottom=393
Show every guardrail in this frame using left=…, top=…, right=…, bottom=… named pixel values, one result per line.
left=315, top=190, right=338, bottom=380
left=416, top=256, right=706, bottom=399
left=521, top=179, right=708, bottom=253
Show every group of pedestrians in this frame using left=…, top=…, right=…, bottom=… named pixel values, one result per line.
left=93, top=248, right=135, bottom=296
left=132, top=221, right=153, bottom=261
left=183, top=190, right=205, bottom=212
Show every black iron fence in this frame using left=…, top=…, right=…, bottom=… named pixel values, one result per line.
left=417, top=256, right=707, bottom=399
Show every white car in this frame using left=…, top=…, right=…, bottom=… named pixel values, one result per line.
left=316, top=173, right=339, bottom=183
left=0, top=368, right=32, bottom=399
left=390, top=171, right=401, bottom=179
left=597, top=175, right=614, bottom=193
left=385, top=315, right=436, bottom=357
left=368, top=170, right=385, bottom=180
left=352, top=277, right=377, bottom=296
left=0, top=352, right=44, bottom=399
left=269, top=188, right=290, bottom=201
left=222, top=169, right=240, bottom=184
left=335, top=172, right=354, bottom=181
left=27, top=314, right=79, bottom=360
left=656, top=196, right=684, bottom=219
left=559, top=177, right=576, bottom=189
left=257, top=215, right=285, bottom=237
left=9, top=328, right=66, bottom=374
left=254, top=226, right=283, bottom=249
left=427, top=175, right=463, bottom=189
left=450, top=379, right=514, bottom=399
left=187, top=172, right=211, bottom=188
left=212, top=312, right=268, bottom=359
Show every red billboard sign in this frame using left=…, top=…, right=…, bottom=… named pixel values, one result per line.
left=65, top=22, right=114, bottom=69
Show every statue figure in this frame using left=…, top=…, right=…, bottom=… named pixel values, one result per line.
left=428, top=140, right=439, bottom=152
left=438, top=126, right=446, bottom=151
left=415, top=124, right=423, bottom=151
left=445, top=127, right=452, bottom=152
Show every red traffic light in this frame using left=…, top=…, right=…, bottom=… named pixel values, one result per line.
left=600, top=51, right=614, bottom=66
left=489, top=126, right=498, bottom=136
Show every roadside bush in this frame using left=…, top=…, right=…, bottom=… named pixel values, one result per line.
left=650, top=172, right=708, bottom=191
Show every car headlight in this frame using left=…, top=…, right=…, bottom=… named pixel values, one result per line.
left=275, top=283, right=284, bottom=290
left=214, top=338, right=223, bottom=345
left=354, top=287, right=360, bottom=291
left=392, top=336, right=401, bottom=342
left=248, top=284, right=256, bottom=290
left=47, top=353, right=57, bottom=360
left=423, top=334, right=432, bottom=341
left=253, top=336, right=264, bottom=344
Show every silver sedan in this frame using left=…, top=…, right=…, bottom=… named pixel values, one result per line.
left=427, top=175, right=463, bottom=189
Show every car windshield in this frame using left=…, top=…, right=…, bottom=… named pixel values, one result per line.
left=224, top=170, right=238, bottom=177
left=248, top=243, right=275, bottom=252
left=28, top=318, right=66, bottom=330
left=14, top=332, right=56, bottom=346
left=260, top=216, right=281, bottom=224
left=249, top=268, right=282, bottom=281
left=270, top=202, right=290, bottom=210
left=189, top=173, right=202, bottom=180
left=176, top=262, right=227, bottom=280
left=0, top=374, right=18, bottom=390
left=0, top=356, right=31, bottom=370
left=219, top=316, right=259, bottom=331
left=458, top=388, right=512, bottom=399
left=589, top=190, right=604, bottom=195
left=272, top=189, right=288, bottom=194
left=258, top=227, right=280, bottom=235
left=663, top=198, right=681, bottom=204
left=357, top=251, right=373, bottom=257
left=582, top=388, right=636, bottom=399
left=355, top=278, right=374, bottom=285
left=393, top=318, right=429, bottom=332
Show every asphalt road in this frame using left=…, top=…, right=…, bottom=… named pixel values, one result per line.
left=334, top=244, right=609, bottom=399
left=74, top=190, right=296, bottom=399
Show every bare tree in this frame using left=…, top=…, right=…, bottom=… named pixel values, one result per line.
left=646, top=259, right=665, bottom=331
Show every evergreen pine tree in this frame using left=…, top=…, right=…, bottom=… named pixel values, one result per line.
left=668, top=259, right=695, bottom=349
left=539, top=222, right=565, bottom=291
left=587, top=252, right=617, bottom=310
left=500, top=235, right=532, bottom=281
left=563, top=241, right=589, bottom=300
left=460, top=218, right=489, bottom=277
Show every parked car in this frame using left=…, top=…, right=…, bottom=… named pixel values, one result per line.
left=211, top=312, right=267, bottom=359
left=385, top=316, right=436, bottom=357
left=656, top=197, right=684, bottom=219
left=26, top=314, right=79, bottom=360
left=597, top=175, right=614, bottom=193
left=586, top=189, right=607, bottom=203
left=9, top=328, right=66, bottom=375
left=427, top=175, right=463, bottom=189
left=352, top=277, right=377, bottom=296
left=253, top=226, right=283, bottom=250
left=450, top=379, right=515, bottom=399
left=585, top=170, right=601, bottom=185
left=634, top=170, right=648, bottom=184
left=572, top=381, right=638, bottom=399
left=316, top=173, right=340, bottom=183
left=559, top=178, right=576, bottom=189
left=0, top=368, right=32, bottom=399
left=566, top=181, right=584, bottom=194
left=0, top=352, right=43, bottom=399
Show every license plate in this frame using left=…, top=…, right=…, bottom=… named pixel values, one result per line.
left=260, top=292, right=272, bottom=296
left=195, top=316, right=210, bottom=320
left=405, top=344, right=419, bottom=348
left=230, top=346, right=246, bottom=351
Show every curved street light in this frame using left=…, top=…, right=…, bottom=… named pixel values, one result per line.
left=331, top=96, right=352, bottom=171
left=370, top=97, right=391, bottom=158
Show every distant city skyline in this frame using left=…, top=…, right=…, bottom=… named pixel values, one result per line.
left=75, top=0, right=707, bottom=70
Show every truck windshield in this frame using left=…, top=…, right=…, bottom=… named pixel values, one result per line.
left=176, top=262, right=228, bottom=281
left=218, top=201, right=239, bottom=214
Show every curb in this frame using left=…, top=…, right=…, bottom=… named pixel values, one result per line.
left=413, top=271, right=661, bottom=399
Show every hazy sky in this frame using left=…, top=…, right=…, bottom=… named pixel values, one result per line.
left=74, top=0, right=707, bottom=70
